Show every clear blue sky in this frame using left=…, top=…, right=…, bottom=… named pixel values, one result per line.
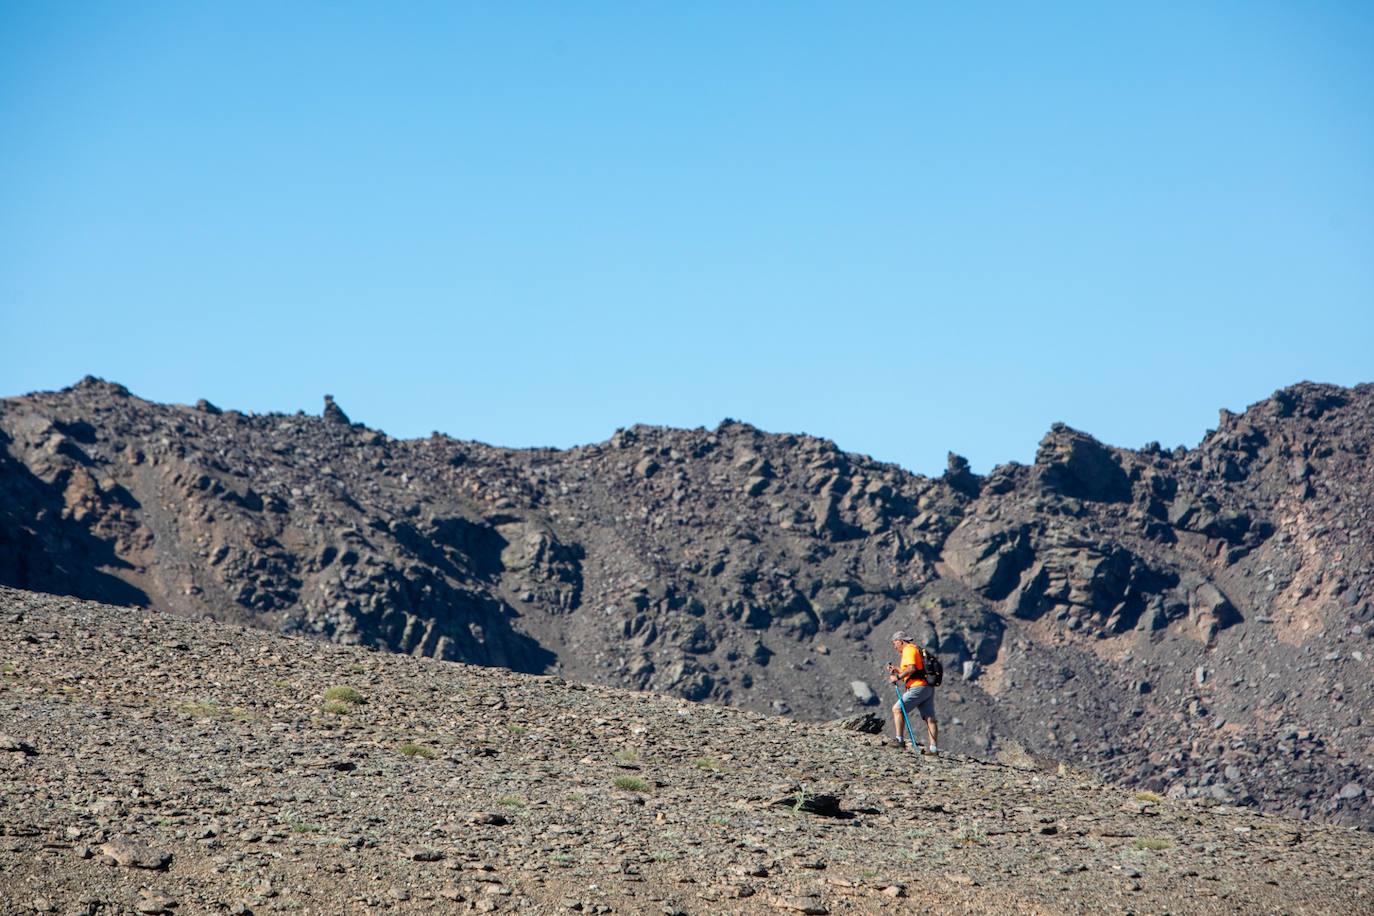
left=3, top=3, right=1371, bottom=477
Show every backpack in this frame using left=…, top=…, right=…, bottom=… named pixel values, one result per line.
left=920, top=647, right=943, bottom=687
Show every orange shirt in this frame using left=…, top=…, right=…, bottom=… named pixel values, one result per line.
left=900, top=644, right=926, bottom=687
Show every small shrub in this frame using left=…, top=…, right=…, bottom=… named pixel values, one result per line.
left=399, top=743, right=436, bottom=759
left=507, top=723, right=528, bottom=734
left=496, top=796, right=526, bottom=807
left=613, top=775, right=650, bottom=793
left=1132, top=837, right=1173, bottom=851
left=320, top=701, right=351, bottom=715
left=693, top=757, right=725, bottom=772
left=953, top=818, right=987, bottom=846
left=322, top=686, right=364, bottom=704
left=1134, top=791, right=1166, bottom=804
left=614, top=749, right=639, bottom=762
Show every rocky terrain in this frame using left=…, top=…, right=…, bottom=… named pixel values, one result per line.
left=4, top=586, right=1374, bottom=916
left=1, top=378, right=1371, bottom=830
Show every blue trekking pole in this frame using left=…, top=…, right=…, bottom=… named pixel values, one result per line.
left=894, top=682, right=920, bottom=750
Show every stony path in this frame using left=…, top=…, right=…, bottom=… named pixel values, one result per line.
left=2, top=586, right=1372, bottom=915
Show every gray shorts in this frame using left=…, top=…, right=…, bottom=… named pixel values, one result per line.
left=898, top=684, right=936, bottom=720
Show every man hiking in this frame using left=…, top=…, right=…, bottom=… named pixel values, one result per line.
left=887, top=631, right=938, bottom=754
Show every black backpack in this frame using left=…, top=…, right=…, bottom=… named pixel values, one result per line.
left=920, top=647, right=943, bottom=687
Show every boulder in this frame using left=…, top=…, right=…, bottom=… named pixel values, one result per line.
left=1181, top=576, right=1242, bottom=635
left=663, top=657, right=714, bottom=701
left=98, top=839, right=171, bottom=869
left=678, top=620, right=716, bottom=654
left=766, top=785, right=846, bottom=818
left=944, top=521, right=1032, bottom=600
left=849, top=680, right=877, bottom=706
left=831, top=712, right=884, bottom=733
left=1035, top=424, right=1130, bottom=502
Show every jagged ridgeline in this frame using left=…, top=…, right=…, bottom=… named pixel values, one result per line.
left=1, top=377, right=1371, bottom=829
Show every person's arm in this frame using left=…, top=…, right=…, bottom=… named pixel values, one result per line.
left=889, top=649, right=920, bottom=680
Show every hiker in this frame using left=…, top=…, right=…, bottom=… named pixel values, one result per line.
left=887, top=631, right=938, bottom=754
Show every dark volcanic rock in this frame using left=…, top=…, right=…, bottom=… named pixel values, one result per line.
left=1035, top=424, right=1132, bottom=502
left=1, top=376, right=1373, bottom=832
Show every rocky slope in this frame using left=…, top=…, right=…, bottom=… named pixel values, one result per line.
left=1, top=378, right=1371, bottom=830
left=3, top=586, right=1373, bottom=916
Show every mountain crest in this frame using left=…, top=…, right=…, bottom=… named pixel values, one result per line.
left=1, top=379, right=1371, bottom=829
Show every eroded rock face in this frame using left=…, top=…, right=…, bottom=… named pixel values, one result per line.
left=1035, top=424, right=1132, bottom=503
left=1, top=377, right=1372, bottom=830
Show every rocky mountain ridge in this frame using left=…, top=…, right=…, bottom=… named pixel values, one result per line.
left=1, top=378, right=1371, bottom=829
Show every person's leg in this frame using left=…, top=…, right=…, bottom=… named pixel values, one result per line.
left=914, top=688, right=937, bottom=751
left=894, top=686, right=923, bottom=746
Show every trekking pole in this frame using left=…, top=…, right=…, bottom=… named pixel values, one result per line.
left=893, top=682, right=920, bottom=750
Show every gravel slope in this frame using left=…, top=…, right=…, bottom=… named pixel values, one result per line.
left=3, top=586, right=1372, bottom=915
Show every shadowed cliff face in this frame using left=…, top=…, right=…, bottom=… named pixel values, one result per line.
left=2, top=376, right=1371, bottom=829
